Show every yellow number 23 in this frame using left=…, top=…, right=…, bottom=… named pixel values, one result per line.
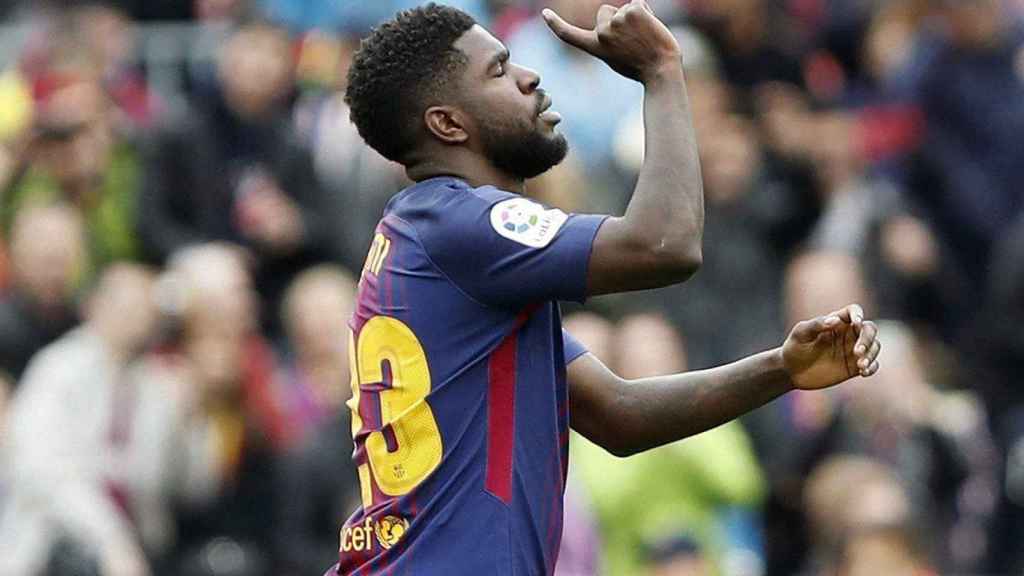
left=349, top=316, right=443, bottom=505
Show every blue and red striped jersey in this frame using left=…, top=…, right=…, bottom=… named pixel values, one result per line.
left=333, top=176, right=602, bottom=575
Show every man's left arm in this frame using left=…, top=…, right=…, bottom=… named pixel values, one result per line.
left=569, top=304, right=880, bottom=457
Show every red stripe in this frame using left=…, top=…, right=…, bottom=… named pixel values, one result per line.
left=486, top=309, right=534, bottom=503
left=486, top=330, right=518, bottom=503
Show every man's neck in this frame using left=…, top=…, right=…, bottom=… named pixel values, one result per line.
left=405, top=155, right=525, bottom=194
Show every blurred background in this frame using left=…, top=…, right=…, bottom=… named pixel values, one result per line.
left=0, top=0, right=1021, bottom=575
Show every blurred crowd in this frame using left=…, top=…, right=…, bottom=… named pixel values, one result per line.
left=0, top=0, right=1022, bottom=575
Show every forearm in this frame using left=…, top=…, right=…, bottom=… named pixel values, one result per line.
left=610, top=348, right=791, bottom=455
left=625, top=65, right=704, bottom=264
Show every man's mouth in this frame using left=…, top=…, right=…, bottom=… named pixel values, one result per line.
left=537, top=94, right=561, bottom=125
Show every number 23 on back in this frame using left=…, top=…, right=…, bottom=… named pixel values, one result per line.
left=348, top=312, right=443, bottom=505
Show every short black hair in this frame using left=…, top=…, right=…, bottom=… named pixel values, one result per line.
left=345, top=4, right=476, bottom=163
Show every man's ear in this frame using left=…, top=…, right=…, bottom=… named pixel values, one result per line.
left=424, top=106, right=470, bottom=145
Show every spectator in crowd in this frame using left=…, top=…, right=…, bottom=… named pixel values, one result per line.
left=0, top=1, right=1022, bottom=573
left=1, top=58, right=144, bottom=277
left=276, top=264, right=356, bottom=439
left=893, top=0, right=1024, bottom=295
left=0, top=368, right=11, bottom=437
left=260, top=0, right=492, bottom=34
left=553, top=484, right=603, bottom=576
left=836, top=523, right=937, bottom=576
left=0, top=203, right=84, bottom=381
left=0, top=263, right=221, bottom=576
left=557, top=312, right=615, bottom=576
left=0, top=68, right=34, bottom=183
left=645, top=534, right=711, bottom=576
left=290, top=29, right=409, bottom=272
left=684, top=0, right=804, bottom=96
left=754, top=250, right=874, bottom=574
left=808, top=320, right=996, bottom=573
left=775, top=251, right=996, bottom=573
left=614, top=27, right=809, bottom=370
left=272, top=265, right=359, bottom=576
left=68, top=1, right=161, bottom=131
left=567, top=313, right=766, bottom=576
left=802, top=455, right=916, bottom=575
left=974, top=210, right=1024, bottom=573
left=158, top=243, right=289, bottom=576
left=139, top=22, right=336, bottom=334
left=647, top=111, right=788, bottom=370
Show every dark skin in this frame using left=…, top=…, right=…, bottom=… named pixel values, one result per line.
left=404, top=0, right=881, bottom=457
left=407, top=0, right=703, bottom=296
left=570, top=304, right=881, bottom=456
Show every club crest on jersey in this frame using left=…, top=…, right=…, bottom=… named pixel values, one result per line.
left=339, top=514, right=410, bottom=554
left=489, top=198, right=568, bottom=248
left=375, top=515, right=409, bottom=550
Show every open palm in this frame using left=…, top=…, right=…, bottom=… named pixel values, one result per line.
left=782, top=304, right=881, bottom=391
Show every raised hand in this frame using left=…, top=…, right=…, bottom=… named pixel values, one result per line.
left=782, top=304, right=881, bottom=390
left=542, top=0, right=681, bottom=83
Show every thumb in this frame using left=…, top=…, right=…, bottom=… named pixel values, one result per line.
left=542, top=9, right=599, bottom=53
left=791, top=315, right=838, bottom=344
left=631, top=0, right=655, bottom=15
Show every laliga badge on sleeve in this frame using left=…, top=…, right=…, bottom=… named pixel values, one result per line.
left=490, top=198, right=568, bottom=248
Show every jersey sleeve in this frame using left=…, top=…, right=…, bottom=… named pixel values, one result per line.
left=417, top=185, right=607, bottom=308
left=562, top=330, right=589, bottom=366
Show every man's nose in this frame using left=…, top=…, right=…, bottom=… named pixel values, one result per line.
left=514, top=64, right=541, bottom=94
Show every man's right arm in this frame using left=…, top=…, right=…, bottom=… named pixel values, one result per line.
left=544, top=1, right=704, bottom=296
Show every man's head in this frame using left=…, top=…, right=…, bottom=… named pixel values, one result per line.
left=161, top=243, right=256, bottom=395
left=84, top=263, right=159, bottom=357
left=218, top=23, right=294, bottom=119
left=838, top=524, right=933, bottom=576
left=283, top=264, right=356, bottom=362
left=33, top=75, right=113, bottom=195
left=615, top=314, right=688, bottom=378
left=928, top=0, right=1005, bottom=49
left=283, top=265, right=357, bottom=408
left=345, top=3, right=567, bottom=180
left=9, top=203, right=86, bottom=311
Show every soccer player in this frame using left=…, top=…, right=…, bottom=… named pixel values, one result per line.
left=332, top=2, right=881, bottom=574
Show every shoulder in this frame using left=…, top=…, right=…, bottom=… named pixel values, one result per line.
left=18, top=330, right=94, bottom=390
left=386, top=177, right=510, bottom=234
left=0, top=298, right=25, bottom=333
left=394, top=179, right=568, bottom=250
left=130, top=354, right=196, bottom=414
left=388, top=177, right=513, bottom=215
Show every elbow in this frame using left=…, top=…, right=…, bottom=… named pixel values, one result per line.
left=586, top=378, right=644, bottom=458
left=605, top=442, right=641, bottom=458
left=676, top=246, right=703, bottom=278
left=651, top=241, right=702, bottom=283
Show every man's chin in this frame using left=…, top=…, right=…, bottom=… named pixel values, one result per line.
left=482, top=128, right=570, bottom=181
left=519, top=139, right=569, bottom=180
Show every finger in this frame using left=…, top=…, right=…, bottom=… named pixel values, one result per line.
left=853, top=320, right=877, bottom=357
left=597, top=4, right=619, bottom=20
left=791, top=317, right=829, bottom=343
left=632, top=0, right=656, bottom=14
left=862, top=360, right=880, bottom=377
left=843, top=327, right=855, bottom=377
left=596, top=4, right=618, bottom=30
left=822, top=312, right=843, bottom=329
left=543, top=9, right=600, bottom=53
left=867, top=338, right=881, bottom=364
left=833, top=303, right=865, bottom=327
left=857, top=339, right=879, bottom=371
